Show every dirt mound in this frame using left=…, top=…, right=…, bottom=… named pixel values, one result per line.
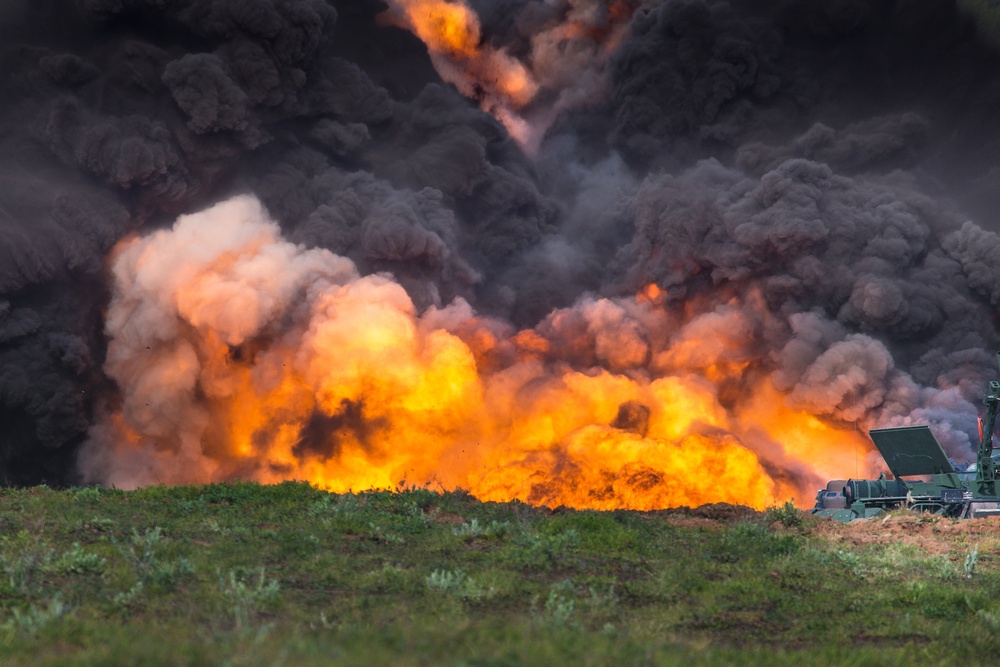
left=650, top=502, right=761, bottom=528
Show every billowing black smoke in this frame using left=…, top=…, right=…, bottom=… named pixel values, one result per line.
left=2, top=0, right=1000, bottom=485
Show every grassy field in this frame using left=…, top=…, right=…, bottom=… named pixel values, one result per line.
left=1, top=483, right=999, bottom=666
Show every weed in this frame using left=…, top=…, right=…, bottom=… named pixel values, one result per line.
left=1, top=535, right=105, bottom=591
left=152, top=557, right=194, bottom=587
left=174, top=498, right=207, bottom=514
left=55, top=543, right=106, bottom=575
left=308, top=493, right=361, bottom=519
left=80, top=517, right=114, bottom=532
left=712, top=522, right=800, bottom=563
left=833, top=549, right=864, bottom=576
left=361, top=563, right=412, bottom=593
left=966, top=543, right=979, bottom=579
left=311, top=611, right=338, bottom=631
left=219, top=567, right=281, bottom=631
left=112, top=581, right=144, bottom=611
left=425, top=568, right=486, bottom=601
left=113, top=526, right=192, bottom=588
left=535, top=580, right=578, bottom=629
left=2, top=595, right=68, bottom=636
left=310, top=492, right=433, bottom=541
left=408, top=499, right=432, bottom=518
left=453, top=518, right=485, bottom=538
left=585, top=582, right=618, bottom=613
left=308, top=494, right=372, bottom=535
left=858, top=542, right=957, bottom=582
left=544, top=512, right=642, bottom=553
left=367, top=522, right=404, bottom=545
left=933, top=556, right=957, bottom=580
left=978, top=606, right=1000, bottom=631
left=0, top=533, right=56, bottom=595
left=196, top=481, right=312, bottom=507
left=113, top=526, right=163, bottom=576
left=507, top=528, right=580, bottom=569
left=72, top=487, right=102, bottom=503
left=453, top=518, right=512, bottom=539
left=766, top=500, right=803, bottom=528
left=544, top=591, right=575, bottom=627
left=204, top=518, right=227, bottom=534
left=272, top=530, right=321, bottom=558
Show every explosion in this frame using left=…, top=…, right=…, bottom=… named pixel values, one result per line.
left=381, top=0, right=636, bottom=150
left=3, top=1, right=1000, bottom=511
left=379, top=0, right=538, bottom=144
left=82, top=196, right=869, bottom=510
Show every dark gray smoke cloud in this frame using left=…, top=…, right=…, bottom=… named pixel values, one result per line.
left=3, top=0, right=1000, bottom=483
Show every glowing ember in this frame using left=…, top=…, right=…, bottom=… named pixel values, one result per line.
left=81, top=197, right=879, bottom=510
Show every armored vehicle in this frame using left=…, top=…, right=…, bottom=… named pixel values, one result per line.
left=812, top=353, right=1000, bottom=521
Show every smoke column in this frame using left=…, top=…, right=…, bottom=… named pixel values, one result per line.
left=4, top=0, right=1000, bottom=508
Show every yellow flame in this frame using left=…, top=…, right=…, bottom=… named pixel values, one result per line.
left=93, top=201, right=873, bottom=511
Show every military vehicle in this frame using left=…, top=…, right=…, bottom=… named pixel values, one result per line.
left=812, top=353, right=1000, bottom=521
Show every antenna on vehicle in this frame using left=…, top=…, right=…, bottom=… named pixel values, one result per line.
left=855, top=419, right=859, bottom=480
left=853, top=389, right=859, bottom=479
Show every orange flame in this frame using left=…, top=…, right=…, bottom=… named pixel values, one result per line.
left=381, top=0, right=637, bottom=150
left=638, top=282, right=666, bottom=307
left=83, top=197, right=876, bottom=510
left=380, top=0, right=538, bottom=142
left=404, top=2, right=480, bottom=59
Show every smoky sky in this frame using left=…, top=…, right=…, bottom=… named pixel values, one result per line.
left=3, top=0, right=1000, bottom=485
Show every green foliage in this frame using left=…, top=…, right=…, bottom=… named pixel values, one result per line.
left=0, top=534, right=56, bottom=595
left=452, top=518, right=512, bottom=539
left=113, top=526, right=163, bottom=574
left=80, top=517, right=114, bottom=532
left=112, top=526, right=192, bottom=589
left=307, top=491, right=432, bottom=541
left=2, top=483, right=1000, bottom=666
left=537, top=581, right=578, bottom=629
left=831, top=548, right=864, bottom=576
left=194, top=480, right=320, bottom=507
left=504, top=527, right=580, bottom=569
left=218, top=567, right=281, bottom=631
left=531, top=578, right=619, bottom=631
left=359, top=563, right=415, bottom=594
left=765, top=500, right=803, bottom=528
left=542, top=512, right=642, bottom=552
left=71, top=487, right=102, bottom=503
left=54, top=543, right=106, bottom=575
left=966, top=543, right=979, bottom=579
left=2, top=595, right=68, bottom=636
left=111, top=581, right=144, bottom=612
left=0, top=535, right=105, bottom=605
left=710, top=522, right=801, bottom=563
left=425, top=568, right=487, bottom=601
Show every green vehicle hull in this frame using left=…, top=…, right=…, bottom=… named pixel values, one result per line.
left=812, top=353, right=1000, bottom=522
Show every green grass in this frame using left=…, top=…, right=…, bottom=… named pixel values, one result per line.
left=0, top=482, right=998, bottom=665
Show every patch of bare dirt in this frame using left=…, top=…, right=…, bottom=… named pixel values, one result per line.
left=645, top=503, right=1000, bottom=559
left=809, top=512, right=1000, bottom=557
